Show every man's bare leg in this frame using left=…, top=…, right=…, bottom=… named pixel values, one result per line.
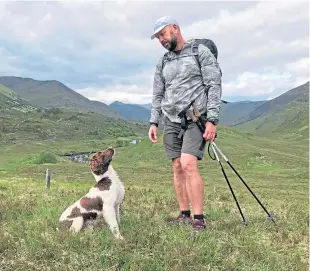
left=180, top=153, right=204, bottom=215
left=172, top=157, right=190, bottom=212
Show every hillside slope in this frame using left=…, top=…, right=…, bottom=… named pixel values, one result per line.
left=109, top=101, right=151, bottom=122
left=0, top=108, right=148, bottom=144
left=0, top=76, right=121, bottom=118
left=0, top=84, right=38, bottom=112
left=233, top=81, right=309, bottom=126
left=236, top=82, right=309, bottom=139
left=219, top=100, right=265, bottom=126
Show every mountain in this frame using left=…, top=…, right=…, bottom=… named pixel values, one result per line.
left=0, top=76, right=121, bottom=118
left=135, top=103, right=152, bottom=110
left=0, top=84, right=38, bottom=112
left=235, top=81, right=309, bottom=138
left=232, top=81, right=309, bottom=127
left=219, top=100, right=265, bottom=126
left=109, top=101, right=151, bottom=122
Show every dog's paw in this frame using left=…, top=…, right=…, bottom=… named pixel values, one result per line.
left=115, top=234, right=124, bottom=241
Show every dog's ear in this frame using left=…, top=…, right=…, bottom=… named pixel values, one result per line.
left=90, top=152, right=102, bottom=160
left=103, top=147, right=115, bottom=160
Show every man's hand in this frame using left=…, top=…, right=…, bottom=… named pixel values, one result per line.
left=148, top=125, right=158, bottom=143
left=203, top=121, right=216, bottom=142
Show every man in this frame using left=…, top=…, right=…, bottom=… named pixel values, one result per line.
left=148, top=16, right=222, bottom=234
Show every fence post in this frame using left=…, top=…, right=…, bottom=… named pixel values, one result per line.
left=46, top=168, right=51, bottom=189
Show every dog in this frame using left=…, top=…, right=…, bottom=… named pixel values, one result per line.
left=59, top=147, right=125, bottom=240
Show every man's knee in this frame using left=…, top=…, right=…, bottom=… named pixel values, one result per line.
left=180, top=153, right=198, bottom=173
left=173, top=157, right=183, bottom=174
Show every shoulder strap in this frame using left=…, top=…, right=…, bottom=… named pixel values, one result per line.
left=192, top=38, right=222, bottom=76
left=161, top=52, right=170, bottom=70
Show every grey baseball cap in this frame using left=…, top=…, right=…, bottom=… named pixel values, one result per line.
left=151, top=16, right=179, bottom=40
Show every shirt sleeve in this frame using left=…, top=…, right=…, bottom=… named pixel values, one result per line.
left=197, top=44, right=222, bottom=124
left=149, top=57, right=165, bottom=124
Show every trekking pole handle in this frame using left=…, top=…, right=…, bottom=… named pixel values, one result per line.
left=211, top=142, right=228, bottom=162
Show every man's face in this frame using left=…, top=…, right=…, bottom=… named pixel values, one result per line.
left=155, top=25, right=178, bottom=51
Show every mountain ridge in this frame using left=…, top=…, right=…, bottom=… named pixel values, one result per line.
left=231, top=81, right=309, bottom=127
left=0, top=75, right=308, bottom=138
left=0, top=76, right=122, bottom=118
left=0, top=84, right=38, bottom=112
left=109, top=101, right=151, bottom=122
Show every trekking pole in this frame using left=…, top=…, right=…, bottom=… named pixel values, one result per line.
left=211, top=143, right=248, bottom=225
left=211, top=142, right=275, bottom=224
left=186, top=106, right=248, bottom=225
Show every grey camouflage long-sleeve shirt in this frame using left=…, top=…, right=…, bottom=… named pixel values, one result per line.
left=150, top=39, right=222, bottom=125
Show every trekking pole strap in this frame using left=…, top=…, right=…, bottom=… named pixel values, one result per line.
left=211, top=144, right=220, bottom=162
left=211, top=142, right=228, bottom=162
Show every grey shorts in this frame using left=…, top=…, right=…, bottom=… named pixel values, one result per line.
left=162, top=115, right=206, bottom=160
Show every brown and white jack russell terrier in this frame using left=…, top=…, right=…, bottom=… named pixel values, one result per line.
left=58, top=147, right=125, bottom=240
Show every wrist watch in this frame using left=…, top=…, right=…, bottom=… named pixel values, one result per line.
left=207, top=119, right=218, bottom=125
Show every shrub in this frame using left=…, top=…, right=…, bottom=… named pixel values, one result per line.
left=33, top=151, right=57, bottom=164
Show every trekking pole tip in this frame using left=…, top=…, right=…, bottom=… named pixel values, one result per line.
left=242, top=220, right=248, bottom=226
left=267, top=214, right=276, bottom=224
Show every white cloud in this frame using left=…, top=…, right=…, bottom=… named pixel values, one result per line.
left=223, top=70, right=292, bottom=97
left=222, top=56, right=309, bottom=99
left=241, top=37, right=309, bottom=60
left=76, top=84, right=153, bottom=105
left=0, top=0, right=308, bottom=105
left=182, top=0, right=308, bottom=39
left=285, top=57, right=310, bottom=88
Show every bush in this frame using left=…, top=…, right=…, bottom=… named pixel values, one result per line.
left=33, top=151, right=57, bottom=164
left=116, top=139, right=129, bottom=147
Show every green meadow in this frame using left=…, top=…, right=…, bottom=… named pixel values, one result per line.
left=0, top=124, right=308, bottom=271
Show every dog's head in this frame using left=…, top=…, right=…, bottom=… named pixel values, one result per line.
left=89, top=147, right=115, bottom=176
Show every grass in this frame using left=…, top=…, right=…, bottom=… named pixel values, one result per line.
left=0, top=84, right=37, bottom=112
left=236, top=100, right=309, bottom=142
left=0, top=126, right=308, bottom=270
left=0, top=107, right=148, bottom=145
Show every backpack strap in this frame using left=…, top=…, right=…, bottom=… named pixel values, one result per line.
left=191, top=39, right=222, bottom=78
left=161, top=51, right=171, bottom=71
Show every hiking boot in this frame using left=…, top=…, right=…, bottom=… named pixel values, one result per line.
left=167, top=213, right=193, bottom=226
left=187, top=219, right=207, bottom=239
left=191, top=218, right=206, bottom=232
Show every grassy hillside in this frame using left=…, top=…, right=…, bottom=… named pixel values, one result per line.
left=237, top=99, right=309, bottom=140
left=219, top=100, right=265, bottom=126
left=0, top=76, right=121, bottom=118
left=0, top=107, right=148, bottom=145
left=0, top=84, right=37, bottom=112
left=233, top=81, right=309, bottom=128
left=235, top=83, right=309, bottom=140
left=0, top=124, right=308, bottom=270
left=109, top=101, right=151, bottom=122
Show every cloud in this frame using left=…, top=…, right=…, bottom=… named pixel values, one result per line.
left=0, top=0, right=308, bottom=105
left=76, top=84, right=152, bottom=105
left=223, top=69, right=293, bottom=97
left=222, top=56, right=309, bottom=100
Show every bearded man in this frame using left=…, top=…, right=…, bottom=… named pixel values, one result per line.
left=148, top=16, right=223, bottom=234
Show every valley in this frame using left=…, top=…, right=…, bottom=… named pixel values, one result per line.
left=0, top=76, right=308, bottom=270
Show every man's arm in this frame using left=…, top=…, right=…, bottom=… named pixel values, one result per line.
left=149, top=57, right=165, bottom=126
left=198, top=44, right=222, bottom=125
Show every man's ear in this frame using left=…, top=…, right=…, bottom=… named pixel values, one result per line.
left=172, top=24, right=179, bottom=34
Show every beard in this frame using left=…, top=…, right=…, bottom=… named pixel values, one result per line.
left=161, top=34, right=178, bottom=51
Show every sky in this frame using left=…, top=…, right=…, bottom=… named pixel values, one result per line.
left=0, top=0, right=309, bottom=105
